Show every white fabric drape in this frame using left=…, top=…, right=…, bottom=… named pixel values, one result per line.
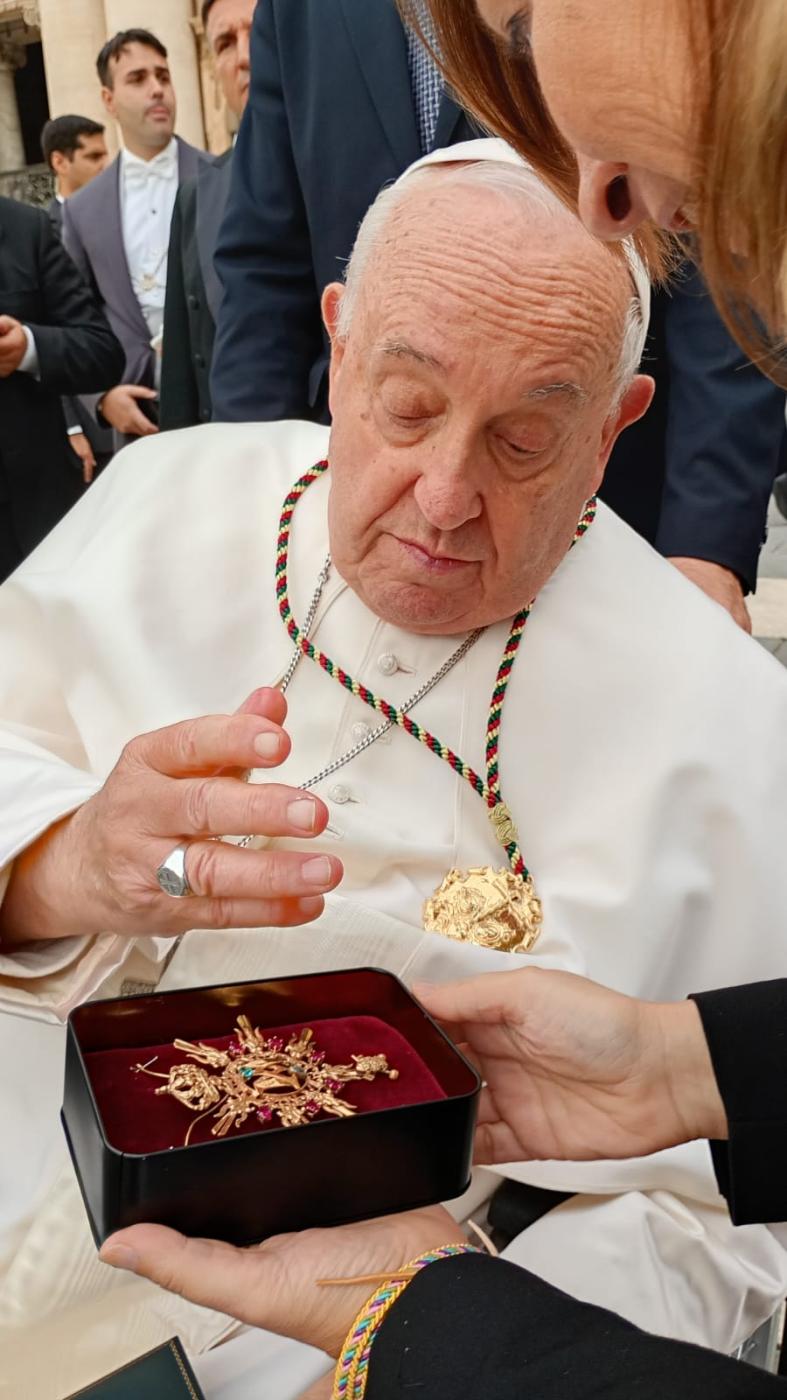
left=2, top=422, right=787, bottom=1396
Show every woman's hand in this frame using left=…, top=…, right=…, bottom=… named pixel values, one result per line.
left=418, top=968, right=728, bottom=1163
left=100, top=1205, right=463, bottom=1359
left=0, top=688, right=342, bottom=946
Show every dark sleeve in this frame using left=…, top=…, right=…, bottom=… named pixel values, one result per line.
left=368, top=1254, right=787, bottom=1400
left=690, top=980, right=787, bottom=1226
left=28, top=211, right=125, bottom=396
left=62, top=397, right=81, bottom=432
left=655, top=264, right=786, bottom=593
left=209, top=0, right=324, bottom=423
left=160, top=188, right=199, bottom=432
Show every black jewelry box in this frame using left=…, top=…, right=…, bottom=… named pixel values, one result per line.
left=62, top=967, right=481, bottom=1247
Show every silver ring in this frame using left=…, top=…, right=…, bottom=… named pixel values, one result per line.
left=156, top=842, right=194, bottom=898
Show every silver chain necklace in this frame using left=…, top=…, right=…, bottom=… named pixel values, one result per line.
left=238, top=555, right=484, bottom=847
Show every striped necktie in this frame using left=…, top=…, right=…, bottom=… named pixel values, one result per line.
left=405, top=1, right=444, bottom=154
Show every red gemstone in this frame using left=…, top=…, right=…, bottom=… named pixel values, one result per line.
left=326, top=1078, right=341, bottom=1093
left=257, top=1105, right=273, bottom=1123
left=305, top=1100, right=319, bottom=1115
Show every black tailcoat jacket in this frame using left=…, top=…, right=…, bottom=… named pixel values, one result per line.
left=0, top=197, right=124, bottom=578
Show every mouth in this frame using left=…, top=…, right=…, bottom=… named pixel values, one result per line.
left=395, top=537, right=477, bottom=575
left=147, top=105, right=170, bottom=120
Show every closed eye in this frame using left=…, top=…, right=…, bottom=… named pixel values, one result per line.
left=506, top=7, right=533, bottom=55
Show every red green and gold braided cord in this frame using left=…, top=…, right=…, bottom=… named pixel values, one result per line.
left=276, top=462, right=596, bottom=884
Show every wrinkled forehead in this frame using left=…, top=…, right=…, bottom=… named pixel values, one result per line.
left=364, top=181, right=632, bottom=376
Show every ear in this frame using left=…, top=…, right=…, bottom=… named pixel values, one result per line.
left=100, top=85, right=116, bottom=119
left=321, top=282, right=345, bottom=348
left=591, top=374, right=655, bottom=491
left=321, top=282, right=348, bottom=408
left=50, top=150, right=68, bottom=179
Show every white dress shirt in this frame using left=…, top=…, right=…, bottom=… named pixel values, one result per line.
left=120, top=139, right=179, bottom=384
left=2, top=422, right=787, bottom=1391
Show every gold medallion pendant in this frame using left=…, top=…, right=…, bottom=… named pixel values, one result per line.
left=423, top=866, right=542, bottom=954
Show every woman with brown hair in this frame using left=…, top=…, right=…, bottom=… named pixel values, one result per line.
left=409, top=0, right=787, bottom=376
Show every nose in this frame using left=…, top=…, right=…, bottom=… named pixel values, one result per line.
left=413, top=452, right=483, bottom=532
left=576, top=156, right=649, bottom=241
left=238, top=28, right=251, bottom=68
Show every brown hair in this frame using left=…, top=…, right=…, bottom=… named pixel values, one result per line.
left=97, top=29, right=168, bottom=89
left=695, top=0, right=787, bottom=377
left=403, top=0, right=787, bottom=381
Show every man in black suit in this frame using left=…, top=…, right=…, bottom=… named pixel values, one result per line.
left=0, top=197, right=124, bottom=580
left=210, top=0, right=479, bottom=427
left=62, top=30, right=201, bottom=450
left=160, top=0, right=256, bottom=431
left=41, top=114, right=112, bottom=484
left=211, top=0, right=785, bottom=631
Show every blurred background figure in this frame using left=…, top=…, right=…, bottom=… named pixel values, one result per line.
left=62, top=30, right=200, bottom=450
left=160, top=0, right=256, bottom=431
left=41, top=115, right=108, bottom=212
left=41, top=114, right=111, bottom=485
left=0, top=195, right=123, bottom=580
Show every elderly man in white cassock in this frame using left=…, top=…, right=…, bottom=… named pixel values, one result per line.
left=1, top=139, right=787, bottom=1396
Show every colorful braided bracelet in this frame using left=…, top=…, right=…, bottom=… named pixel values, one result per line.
left=331, top=1243, right=483, bottom=1400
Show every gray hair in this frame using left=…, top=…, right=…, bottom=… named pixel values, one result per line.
left=337, top=161, right=647, bottom=410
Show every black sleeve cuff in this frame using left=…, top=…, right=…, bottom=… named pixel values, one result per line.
left=367, top=1254, right=786, bottom=1399
left=691, top=981, right=787, bottom=1225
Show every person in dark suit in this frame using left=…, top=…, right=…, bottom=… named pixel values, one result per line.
left=41, top=114, right=112, bottom=484
left=102, top=973, right=787, bottom=1398
left=210, top=0, right=480, bottom=428
left=211, top=0, right=785, bottom=632
left=160, top=0, right=256, bottom=431
left=0, top=196, right=124, bottom=580
left=62, top=30, right=201, bottom=451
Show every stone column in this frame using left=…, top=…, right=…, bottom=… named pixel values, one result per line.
left=0, top=43, right=25, bottom=173
left=102, top=0, right=206, bottom=149
left=38, top=0, right=118, bottom=152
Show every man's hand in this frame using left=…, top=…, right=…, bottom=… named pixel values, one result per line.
left=668, top=557, right=752, bottom=633
left=0, top=687, right=343, bottom=947
left=69, top=431, right=97, bottom=484
left=417, top=968, right=728, bottom=1164
left=100, top=1205, right=462, bottom=1359
left=99, top=383, right=159, bottom=437
left=0, top=316, right=28, bottom=378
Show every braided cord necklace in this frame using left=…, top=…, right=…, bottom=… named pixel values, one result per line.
left=277, top=461, right=596, bottom=953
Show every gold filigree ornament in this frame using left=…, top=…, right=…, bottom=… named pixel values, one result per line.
left=133, top=1016, right=399, bottom=1146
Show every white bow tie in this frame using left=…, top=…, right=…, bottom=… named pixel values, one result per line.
left=125, top=152, right=177, bottom=188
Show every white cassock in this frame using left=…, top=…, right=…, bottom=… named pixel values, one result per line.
left=1, top=421, right=787, bottom=1399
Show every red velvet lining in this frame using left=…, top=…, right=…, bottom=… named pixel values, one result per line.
left=86, top=1015, right=446, bottom=1154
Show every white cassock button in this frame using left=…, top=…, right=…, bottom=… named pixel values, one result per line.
left=328, top=783, right=352, bottom=805
left=351, top=722, right=371, bottom=743
left=377, top=653, right=398, bottom=677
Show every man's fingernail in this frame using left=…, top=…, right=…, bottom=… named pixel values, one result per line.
left=288, top=798, right=318, bottom=832
left=302, top=856, right=333, bottom=885
left=100, top=1243, right=139, bottom=1273
left=254, top=732, right=282, bottom=760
